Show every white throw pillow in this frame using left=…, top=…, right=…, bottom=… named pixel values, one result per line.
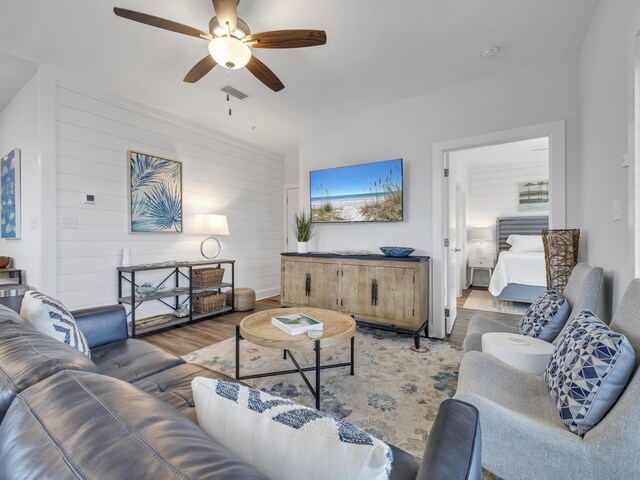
left=192, top=377, right=392, bottom=480
left=506, top=234, right=544, bottom=252
left=20, top=291, right=91, bottom=357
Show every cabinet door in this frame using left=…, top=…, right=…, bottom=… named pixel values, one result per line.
left=374, top=267, right=416, bottom=325
left=308, top=263, right=339, bottom=310
left=282, top=260, right=309, bottom=306
left=340, top=264, right=376, bottom=317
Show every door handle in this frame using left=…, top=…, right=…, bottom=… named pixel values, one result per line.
left=453, top=248, right=462, bottom=252
left=305, top=273, right=311, bottom=296
left=371, top=279, right=378, bottom=306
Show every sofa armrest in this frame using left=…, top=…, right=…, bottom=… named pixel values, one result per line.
left=71, top=305, right=128, bottom=349
left=416, top=399, right=482, bottom=480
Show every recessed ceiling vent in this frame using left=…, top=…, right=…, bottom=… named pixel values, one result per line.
left=221, top=85, right=249, bottom=100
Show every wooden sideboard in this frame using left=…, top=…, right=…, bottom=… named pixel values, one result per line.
left=281, top=253, right=430, bottom=347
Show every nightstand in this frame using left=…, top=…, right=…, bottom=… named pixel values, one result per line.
left=469, top=256, right=495, bottom=286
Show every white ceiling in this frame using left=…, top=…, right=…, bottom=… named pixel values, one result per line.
left=0, top=52, right=37, bottom=111
left=451, top=137, right=550, bottom=170
left=0, top=0, right=598, bottom=155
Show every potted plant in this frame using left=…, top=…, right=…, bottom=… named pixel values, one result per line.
left=293, top=211, right=314, bottom=254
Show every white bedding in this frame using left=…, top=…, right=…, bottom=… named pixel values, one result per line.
left=489, top=251, right=546, bottom=297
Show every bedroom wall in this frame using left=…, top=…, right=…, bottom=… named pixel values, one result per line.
left=578, top=0, right=640, bottom=317
left=0, top=72, right=42, bottom=287
left=55, top=76, right=285, bottom=311
left=299, top=55, right=580, bottom=257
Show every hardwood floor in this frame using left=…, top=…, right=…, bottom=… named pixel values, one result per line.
left=141, top=289, right=519, bottom=356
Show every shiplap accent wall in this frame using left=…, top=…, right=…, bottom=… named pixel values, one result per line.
left=55, top=82, right=284, bottom=311
left=466, top=159, right=549, bottom=229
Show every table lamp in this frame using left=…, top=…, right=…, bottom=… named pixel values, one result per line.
left=193, top=214, right=229, bottom=259
left=471, top=226, right=493, bottom=257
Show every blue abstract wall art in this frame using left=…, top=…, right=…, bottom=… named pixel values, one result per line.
left=1, top=149, right=21, bottom=239
left=128, top=151, right=182, bottom=233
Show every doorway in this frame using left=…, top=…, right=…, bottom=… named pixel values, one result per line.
left=431, top=121, right=566, bottom=339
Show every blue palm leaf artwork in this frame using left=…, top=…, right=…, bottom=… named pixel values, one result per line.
left=129, top=151, right=182, bottom=233
left=1, top=149, right=20, bottom=239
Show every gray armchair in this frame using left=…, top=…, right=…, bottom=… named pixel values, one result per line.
left=454, top=279, right=640, bottom=479
left=463, top=262, right=604, bottom=352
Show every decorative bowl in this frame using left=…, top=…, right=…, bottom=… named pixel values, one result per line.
left=0, top=257, right=10, bottom=269
left=136, top=283, right=165, bottom=297
left=380, top=246, right=415, bottom=258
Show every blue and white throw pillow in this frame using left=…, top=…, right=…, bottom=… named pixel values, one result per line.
left=192, top=377, right=392, bottom=480
left=518, top=289, right=570, bottom=341
left=20, top=291, right=90, bottom=357
left=543, top=310, right=635, bottom=436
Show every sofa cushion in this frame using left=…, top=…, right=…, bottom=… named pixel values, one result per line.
left=518, top=289, right=570, bottom=341
left=91, top=338, right=184, bottom=382
left=20, top=291, right=91, bottom=357
left=192, top=377, right=393, bottom=480
left=133, top=362, right=233, bottom=421
left=0, top=370, right=267, bottom=480
left=0, top=303, right=24, bottom=324
left=0, top=319, right=97, bottom=422
left=543, top=310, right=636, bottom=436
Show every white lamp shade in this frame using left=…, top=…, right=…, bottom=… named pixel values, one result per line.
left=208, top=37, right=251, bottom=69
left=193, top=214, right=229, bottom=235
left=471, top=226, right=493, bottom=241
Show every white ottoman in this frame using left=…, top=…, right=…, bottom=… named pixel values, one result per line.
left=481, top=332, right=555, bottom=376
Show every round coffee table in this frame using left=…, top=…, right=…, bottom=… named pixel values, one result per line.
left=236, top=308, right=356, bottom=409
left=482, top=332, right=555, bottom=376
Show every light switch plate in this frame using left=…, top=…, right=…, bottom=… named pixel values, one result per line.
left=62, top=217, right=77, bottom=229
left=29, top=217, right=38, bottom=229
left=622, top=153, right=629, bottom=168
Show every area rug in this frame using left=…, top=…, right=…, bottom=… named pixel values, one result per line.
left=183, top=326, right=463, bottom=458
left=463, top=290, right=528, bottom=315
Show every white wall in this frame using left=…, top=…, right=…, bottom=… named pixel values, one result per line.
left=0, top=73, right=41, bottom=287
left=579, top=0, right=640, bottom=317
left=299, top=56, right=580, bottom=257
left=55, top=77, right=284, bottom=310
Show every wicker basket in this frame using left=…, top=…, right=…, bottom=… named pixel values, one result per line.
left=193, top=292, right=227, bottom=313
left=192, top=267, right=225, bottom=289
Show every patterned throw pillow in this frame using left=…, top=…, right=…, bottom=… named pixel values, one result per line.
left=543, top=310, right=635, bottom=436
left=192, top=377, right=392, bottom=480
left=20, top=291, right=91, bottom=357
left=518, top=289, right=570, bottom=341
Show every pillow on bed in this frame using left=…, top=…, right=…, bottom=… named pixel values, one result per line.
left=506, top=234, right=544, bottom=252
left=518, top=289, right=570, bottom=341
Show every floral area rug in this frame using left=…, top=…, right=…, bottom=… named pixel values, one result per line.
left=183, top=326, right=463, bottom=458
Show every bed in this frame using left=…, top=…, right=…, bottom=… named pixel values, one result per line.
left=489, top=216, right=549, bottom=306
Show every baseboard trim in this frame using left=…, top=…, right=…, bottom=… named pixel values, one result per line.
left=256, top=287, right=280, bottom=301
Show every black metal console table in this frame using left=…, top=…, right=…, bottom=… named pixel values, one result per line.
left=117, top=260, right=235, bottom=338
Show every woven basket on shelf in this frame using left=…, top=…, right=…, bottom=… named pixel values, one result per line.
left=193, top=292, right=227, bottom=313
left=192, top=268, right=225, bottom=289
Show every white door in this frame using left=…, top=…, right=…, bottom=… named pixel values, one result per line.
left=443, top=155, right=461, bottom=334
left=285, top=187, right=299, bottom=252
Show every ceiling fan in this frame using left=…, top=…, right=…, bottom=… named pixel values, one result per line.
left=113, top=1, right=327, bottom=92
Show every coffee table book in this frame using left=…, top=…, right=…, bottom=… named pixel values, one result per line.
left=272, top=313, right=324, bottom=336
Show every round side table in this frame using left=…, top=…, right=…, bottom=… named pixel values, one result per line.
left=482, top=332, right=555, bottom=376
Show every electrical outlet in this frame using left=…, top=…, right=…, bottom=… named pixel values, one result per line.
left=62, top=217, right=77, bottom=229
left=612, top=199, right=622, bottom=222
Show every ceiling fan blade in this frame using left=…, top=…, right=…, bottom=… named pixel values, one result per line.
left=183, top=56, right=217, bottom=83
left=212, top=0, right=238, bottom=34
left=243, top=30, right=327, bottom=49
left=114, top=7, right=211, bottom=40
left=246, top=56, right=284, bottom=92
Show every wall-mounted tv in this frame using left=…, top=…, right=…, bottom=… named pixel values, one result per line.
left=310, top=158, right=403, bottom=223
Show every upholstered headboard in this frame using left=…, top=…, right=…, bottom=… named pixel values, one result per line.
left=496, top=216, right=549, bottom=255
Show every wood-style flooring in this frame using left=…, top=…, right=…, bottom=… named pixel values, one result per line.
left=141, top=288, right=519, bottom=356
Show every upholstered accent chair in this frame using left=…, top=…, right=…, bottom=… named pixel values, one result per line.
left=455, top=279, right=640, bottom=479
left=463, top=262, right=603, bottom=352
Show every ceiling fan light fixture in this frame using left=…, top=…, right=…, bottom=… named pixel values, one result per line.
left=208, top=36, right=251, bottom=69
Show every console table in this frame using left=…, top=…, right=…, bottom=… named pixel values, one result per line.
left=280, top=253, right=430, bottom=348
left=118, top=260, right=235, bottom=338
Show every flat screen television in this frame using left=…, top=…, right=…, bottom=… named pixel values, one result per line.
left=310, top=158, right=403, bottom=223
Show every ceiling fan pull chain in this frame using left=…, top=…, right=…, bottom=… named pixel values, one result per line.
left=227, top=71, right=232, bottom=116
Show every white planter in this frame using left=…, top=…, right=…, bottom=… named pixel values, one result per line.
left=297, top=242, right=309, bottom=254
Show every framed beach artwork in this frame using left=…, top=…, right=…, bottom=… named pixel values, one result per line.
left=310, top=158, right=403, bottom=223
left=1, top=149, right=21, bottom=239
left=518, top=180, right=549, bottom=212
left=128, top=151, right=183, bottom=233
